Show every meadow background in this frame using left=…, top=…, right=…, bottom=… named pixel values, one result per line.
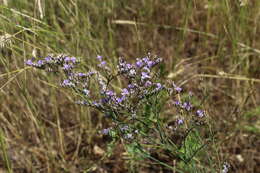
left=0, top=0, right=259, bottom=172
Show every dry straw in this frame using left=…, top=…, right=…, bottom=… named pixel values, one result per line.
left=0, top=33, right=12, bottom=48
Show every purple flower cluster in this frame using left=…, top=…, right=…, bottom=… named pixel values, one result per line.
left=69, top=55, right=166, bottom=117
left=26, top=54, right=78, bottom=70
left=173, top=99, right=206, bottom=119
left=117, top=57, right=136, bottom=77
left=173, top=100, right=193, bottom=111
left=61, top=79, right=75, bottom=87
left=25, top=53, right=206, bottom=145
left=26, top=55, right=97, bottom=100
left=96, top=55, right=111, bottom=71
left=117, top=54, right=162, bottom=82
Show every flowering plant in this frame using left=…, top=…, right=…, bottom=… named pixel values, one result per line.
left=26, top=53, right=207, bottom=170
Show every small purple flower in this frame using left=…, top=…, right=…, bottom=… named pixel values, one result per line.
left=116, top=96, right=125, bottom=103
left=196, top=109, right=205, bottom=118
left=97, top=55, right=102, bottom=61
left=128, top=84, right=135, bottom=89
left=182, top=102, right=192, bottom=111
left=25, top=59, right=33, bottom=66
left=61, top=79, right=75, bottom=87
left=173, top=83, right=182, bottom=93
left=106, top=90, right=115, bottom=97
left=142, top=66, right=151, bottom=72
left=98, top=61, right=106, bottom=67
left=144, top=81, right=152, bottom=87
left=126, top=63, right=132, bottom=69
left=64, top=56, right=70, bottom=62
left=173, top=100, right=181, bottom=106
left=147, top=60, right=154, bottom=68
left=77, top=72, right=87, bottom=77
left=92, top=101, right=99, bottom=106
left=62, top=79, right=69, bottom=85
left=70, top=57, right=77, bottom=63
left=129, top=69, right=136, bottom=76
left=141, top=72, right=150, bottom=80
left=175, top=86, right=182, bottom=92
left=155, top=83, right=163, bottom=90
left=83, top=89, right=90, bottom=95
left=37, top=60, right=44, bottom=66
left=63, top=64, right=73, bottom=70
left=101, top=128, right=111, bottom=135
left=121, top=88, right=129, bottom=96
left=177, top=119, right=184, bottom=125
left=136, top=59, right=143, bottom=68
left=44, top=56, right=52, bottom=62
left=222, top=162, right=230, bottom=173
left=87, top=71, right=96, bottom=76
left=64, top=56, right=77, bottom=63
left=142, top=57, right=149, bottom=63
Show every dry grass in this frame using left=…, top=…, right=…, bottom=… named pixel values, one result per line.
left=0, top=0, right=259, bottom=172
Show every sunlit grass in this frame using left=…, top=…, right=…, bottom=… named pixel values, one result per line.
left=0, top=0, right=259, bottom=172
